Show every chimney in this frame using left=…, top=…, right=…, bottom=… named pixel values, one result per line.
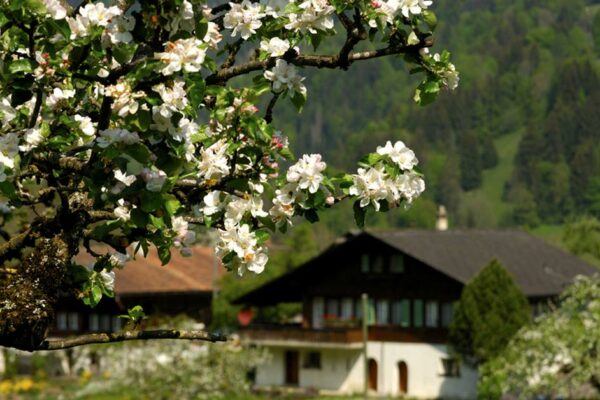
left=436, top=205, right=448, bottom=231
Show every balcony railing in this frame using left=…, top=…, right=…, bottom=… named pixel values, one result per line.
left=239, top=324, right=448, bottom=344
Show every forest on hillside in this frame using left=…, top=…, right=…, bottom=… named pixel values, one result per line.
left=214, top=0, right=600, bottom=326
left=272, top=0, right=600, bottom=231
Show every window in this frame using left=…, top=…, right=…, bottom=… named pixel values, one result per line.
left=391, top=300, right=410, bottom=327
left=341, top=298, right=353, bottom=320
left=100, top=314, right=111, bottom=331
left=371, top=255, right=384, bottom=273
left=441, top=303, right=453, bottom=327
left=367, top=299, right=376, bottom=325
left=113, top=316, right=122, bottom=331
left=56, top=312, right=68, bottom=331
left=326, top=298, right=339, bottom=318
left=361, top=254, right=384, bottom=273
left=303, top=352, right=321, bottom=369
left=355, top=298, right=363, bottom=320
left=89, top=314, right=100, bottom=332
left=413, top=299, right=423, bottom=327
left=425, top=301, right=439, bottom=328
left=68, top=312, right=80, bottom=331
left=312, top=297, right=324, bottom=329
left=390, top=254, right=404, bottom=273
left=441, top=358, right=460, bottom=377
left=361, top=254, right=370, bottom=273
left=376, top=299, right=389, bottom=325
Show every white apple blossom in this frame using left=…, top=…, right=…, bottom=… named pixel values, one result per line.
left=151, top=104, right=174, bottom=132
left=349, top=166, right=389, bottom=211
left=0, top=132, right=19, bottom=169
left=225, top=195, right=268, bottom=225
left=223, top=0, right=266, bottom=40
left=263, top=0, right=290, bottom=17
left=74, top=114, right=96, bottom=136
left=395, top=170, right=425, bottom=203
left=99, top=269, right=116, bottom=291
left=42, top=0, right=67, bottom=20
left=104, top=15, right=136, bottom=45
left=105, top=80, right=145, bottom=117
left=80, top=3, right=121, bottom=27
left=96, top=129, right=141, bottom=148
left=172, top=216, right=196, bottom=250
left=114, top=200, right=132, bottom=221
left=264, top=59, right=307, bottom=96
left=46, top=87, right=76, bottom=108
left=285, top=0, right=335, bottom=33
left=19, top=127, right=43, bottom=152
left=260, top=37, right=291, bottom=57
left=168, top=0, right=195, bottom=33
left=203, top=22, right=223, bottom=49
left=153, top=81, right=188, bottom=111
left=216, top=223, right=268, bottom=274
left=0, top=97, right=16, bottom=125
left=141, top=168, right=167, bottom=192
left=203, top=191, right=225, bottom=216
left=112, top=169, right=137, bottom=194
left=109, top=252, right=129, bottom=268
left=286, top=154, right=326, bottom=193
left=155, top=38, right=207, bottom=76
left=399, top=0, right=432, bottom=18
left=197, top=139, right=231, bottom=182
left=376, top=140, right=418, bottom=170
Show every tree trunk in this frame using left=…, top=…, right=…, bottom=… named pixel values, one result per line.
left=0, top=235, right=71, bottom=351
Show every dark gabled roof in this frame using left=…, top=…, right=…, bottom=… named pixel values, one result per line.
left=367, top=229, right=597, bottom=297
left=233, top=229, right=598, bottom=304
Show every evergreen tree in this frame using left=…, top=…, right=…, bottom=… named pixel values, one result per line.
left=563, top=217, right=600, bottom=262
left=449, top=259, right=531, bottom=365
left=481, top=135, right=499, bottom=169
left=510, top=186, right=540, bottom=227
left=458, top=131, right=483, bottom=191
left=570, top=141, right=599, bottom=211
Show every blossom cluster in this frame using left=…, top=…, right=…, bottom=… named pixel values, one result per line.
left=349, top=141, right=424, bottom=211
left=0, top=0, right=456, bottom=310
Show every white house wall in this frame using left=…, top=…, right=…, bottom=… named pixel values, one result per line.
left=254, top=342, right=477, bottom=399
left=367, top=341, right=478, bottom=399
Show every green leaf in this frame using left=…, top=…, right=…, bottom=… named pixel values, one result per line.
left=48, top=18, right=71, bottom=38
left=0, top=11, right=9, bottom=29
left=9, top=59, right=35, bottom=74
left=130, top=208, right=149, bottom=228
left=158, top=246, right=171, bottom=266
left=91, top=219, right=123, bottom=240
left=163, top=195, right=181, bottom=216
left=113, top=43, right=138, bottom=65
left=11, top=89, right=33, bottom=107
left=140, top=191, right=163, bottom=212
left=304, top=209, right=319, bottom=223
left=422, top=11, right=437, bottom=31
left=353, top=200, right=366, bottom=229
left=187, top=79, right=206, bottom=109
left=255, top=229, right=270, bottom=244
left=0, top=181, right=17, bottom=200
left=291, top=92, right=306, bottom=113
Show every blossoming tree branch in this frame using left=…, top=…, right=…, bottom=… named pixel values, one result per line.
left=0, top=0, right=457, bottom=351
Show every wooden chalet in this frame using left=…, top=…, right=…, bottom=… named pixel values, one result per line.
left=51, top=246, right=222, bottom=336
left=234, top=229, right=598, bottom=398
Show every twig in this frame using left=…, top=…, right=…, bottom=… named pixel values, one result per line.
left=264, top=92, right=280, bottom=123
left=38, top=329, right=227, bottom=350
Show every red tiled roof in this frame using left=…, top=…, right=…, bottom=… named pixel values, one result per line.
left=77, top=246, right=223, bottom=296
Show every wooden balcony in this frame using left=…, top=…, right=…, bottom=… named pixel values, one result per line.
left=239, top=324, right=448, bottom=347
